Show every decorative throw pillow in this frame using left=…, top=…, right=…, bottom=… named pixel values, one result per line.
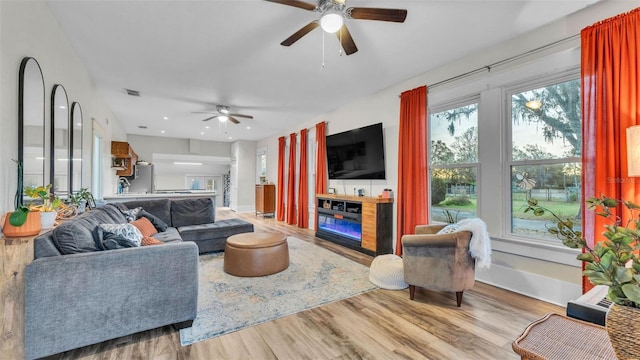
left=137, top=209, right=169, bottom=232
left=130, top=217, right=157, bottom=237
left=121, top=207, right=142, bottom=222
left=436, top=224, right=460, bottom=234
left=141, top=236, right=163, bottom=246
left=94, top=227, right=138, bottom=250
left=98, top=223, right=143, bottom=247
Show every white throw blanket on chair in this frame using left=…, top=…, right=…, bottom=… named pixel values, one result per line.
left=458, top=218, right=492, bottom=269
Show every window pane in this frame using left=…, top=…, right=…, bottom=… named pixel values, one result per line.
left=511, top=79, right=581, bottom=160
left=430, top=103, right=478, bottom=165
left=431, top=166, right=477, bottom=222
left=511, top=163, right=582, bottom=239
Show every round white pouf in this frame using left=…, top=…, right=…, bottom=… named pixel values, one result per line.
left=368, top=254, right=408, bottom=290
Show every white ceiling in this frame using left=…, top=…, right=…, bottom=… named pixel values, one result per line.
left=46, top=0, right=600, bottom=143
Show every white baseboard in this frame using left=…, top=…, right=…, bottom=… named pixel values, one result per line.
left=476, top=263, right=581, bottom=307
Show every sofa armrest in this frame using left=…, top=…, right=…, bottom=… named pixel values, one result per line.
left=402, top=231, right=471, bottom=249
left=25, top=242, right=199, bottom=360
left=414, top=224, right=446, bottom=235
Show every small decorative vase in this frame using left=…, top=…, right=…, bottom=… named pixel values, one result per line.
left=40, top=211, right=57, bottom=229
left=2, top=211, right=42, bottom=237
left=606, top=303, right=640, bottom=359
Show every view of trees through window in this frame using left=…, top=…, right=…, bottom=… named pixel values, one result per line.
left=429, top=102, right=478, bottom=223
left=510, top=78, right=582, bottom=240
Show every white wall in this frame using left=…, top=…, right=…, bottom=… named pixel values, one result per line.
left=258, top=1, right=639, bottom=305
left=0, top=1, right=125, bottom=214
left=230, top=140, right=257, bottom=212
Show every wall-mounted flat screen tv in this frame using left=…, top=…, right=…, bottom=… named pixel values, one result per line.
left=326, top=123, right=386, bottom=180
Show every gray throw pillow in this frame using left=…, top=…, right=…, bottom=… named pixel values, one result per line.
left=94, top=227, right=137, bottom=250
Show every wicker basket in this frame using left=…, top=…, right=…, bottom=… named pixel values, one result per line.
left=606, top=303, right=640, bottom=360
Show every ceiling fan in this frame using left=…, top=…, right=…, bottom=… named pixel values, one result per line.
left=193, top=105, right=254, bottom=124
left=264, top=0, right=407, bottom=55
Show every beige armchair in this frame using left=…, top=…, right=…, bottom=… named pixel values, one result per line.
left=402, top=224, right=475, bottom=307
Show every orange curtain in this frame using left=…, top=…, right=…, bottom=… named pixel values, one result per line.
left=315, top=121, right=328, bottom=230
left=286, top=133, right=297, bottom=225
left=581, top=8, right=640, bottom=292
left=396, top=86, right=429, bottom=255
left=277, top=136, right=286, bottom=221
left=297, top=129, right=309, bottom=228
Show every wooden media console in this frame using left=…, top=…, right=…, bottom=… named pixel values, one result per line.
left=315, top=194, right=393, bottom=256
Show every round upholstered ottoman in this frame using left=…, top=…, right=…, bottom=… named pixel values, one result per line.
left=369, top=254, right=408, bottom=290
left=223, top=232, right=289, bottom=277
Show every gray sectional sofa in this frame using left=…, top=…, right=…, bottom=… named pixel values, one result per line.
left=25, top=197, right=254, bottom=360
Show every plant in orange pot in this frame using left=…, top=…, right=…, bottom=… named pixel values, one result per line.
left=2, top=160, right=41, bottom=237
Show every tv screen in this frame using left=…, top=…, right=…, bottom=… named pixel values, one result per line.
left=326, top=123, right=386, bottom=180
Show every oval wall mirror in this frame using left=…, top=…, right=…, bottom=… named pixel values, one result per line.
left=70, top=102, right=83, bottom=192
left=51, top=84, right=70, bottom=197
left=19, top=57, right=46, bottom=201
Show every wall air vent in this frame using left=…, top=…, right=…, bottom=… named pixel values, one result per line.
left=125, top=88, right=140, bottom=96
left=138, top=126, right=147, bottom=129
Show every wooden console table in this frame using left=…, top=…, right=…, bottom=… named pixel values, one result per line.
left=512, top=313, right=617, bottom=360
left=0, top=232, right=37, bottom=359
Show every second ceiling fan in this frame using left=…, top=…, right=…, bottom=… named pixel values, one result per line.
left=265, top=0, right=407, bottom=55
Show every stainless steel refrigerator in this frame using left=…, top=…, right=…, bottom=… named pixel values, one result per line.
left=127, top=164, right=154, bottom=194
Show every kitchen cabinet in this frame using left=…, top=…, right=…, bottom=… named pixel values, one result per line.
left=111, top=141, right=138, bottom=177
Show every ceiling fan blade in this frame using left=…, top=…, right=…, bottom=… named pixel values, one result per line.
left=263, top=0, right=316, bottom=11
left=192, top=111, right=217, bottom=114
left=228, top=116, right=241, bottom=124
left=347, top=7, right=408, bottom=22
left=201, top=116, right=217, bottom=122
left=336, top=25, right=358, bottom=55
left=229, top=113, right=254, bottom=119
left=281, top=20, right=319, bottom=46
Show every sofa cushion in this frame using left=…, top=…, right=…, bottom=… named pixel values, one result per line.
left=141, top=236, right=163, bottom=246
left=177, top=218, right=254, bottom=242
left=171, top=198, right=215, bottom=228
left=152, top=227, right=182, bottom=243
left=52, top=217, right=103, bottom=255
left=130, top=217, right=157, bottom=237
left=98, top=224, right=143, bottom=247
left=102, top=203, right=129, bottom=223
left=137, top=209, right=168, bottom=232
left=123, top=199, right=172, bottom=226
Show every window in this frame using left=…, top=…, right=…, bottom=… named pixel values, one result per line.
left=429, top=100, right=479, bottom=223
left=508, top=77, right=581, bottom=241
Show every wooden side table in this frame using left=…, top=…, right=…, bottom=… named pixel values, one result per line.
left=512, top=313, right=617, bottom=360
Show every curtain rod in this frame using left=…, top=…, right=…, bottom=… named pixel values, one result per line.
left=415, top=34, right=580, bottom=92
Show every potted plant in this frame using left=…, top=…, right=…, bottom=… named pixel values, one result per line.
left=24, top=184, right=62, bottom=229
left=2, top=160, right=41, bottom=237
left=525, top=195, right=640, bottom=358
left=68, top=188, right=92, bottom=214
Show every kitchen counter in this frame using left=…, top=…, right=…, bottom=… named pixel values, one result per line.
left=104, top=192, right=216, bottom=202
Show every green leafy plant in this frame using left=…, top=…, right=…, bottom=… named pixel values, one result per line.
left=24, top=184, right=62, bottom=212
left=525, top=195, right=640, bottom=308
left=68, top=188, right=92, bottom=205
left=443, top=209, right=460, bottom=224
left=8, top=159, right=29, bottom=226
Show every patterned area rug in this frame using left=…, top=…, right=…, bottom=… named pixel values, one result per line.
left=179, top=236, right=377, bottom=346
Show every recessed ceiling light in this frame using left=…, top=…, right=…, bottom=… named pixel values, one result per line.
left=205, top=126, right=210, bottom=129
left=200, top=132, right=205, bottom=135
left=173, top=162, right=202, bottom=166
left=163, top=116, right=168, bottom=120
left=161, top=130, right=165, bottom=134
left=246, top=126, right=251, bottom=130
left=228, top=136, right=233, bottom=140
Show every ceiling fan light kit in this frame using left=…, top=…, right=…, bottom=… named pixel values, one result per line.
left=320, top=9, right=343, bottom=33
left=265, top=0, right=407, bottom=56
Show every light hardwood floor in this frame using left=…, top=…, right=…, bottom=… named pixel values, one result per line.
left=43, top=209, right=563, bottom=360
